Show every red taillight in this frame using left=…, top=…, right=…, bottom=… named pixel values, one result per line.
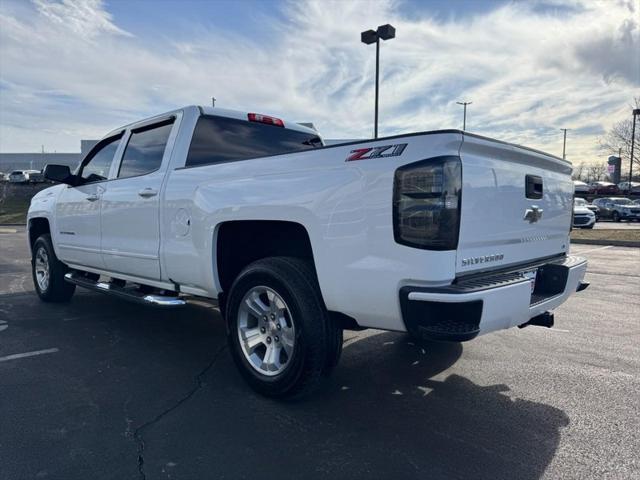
left=247, top=113, right=284, bottom=127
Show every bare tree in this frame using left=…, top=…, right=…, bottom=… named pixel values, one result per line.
left=599, top=97, right=640, bottom=181
left=585, top=164, right=608, bottom=183
left=571, top=162, right=587, bottom=181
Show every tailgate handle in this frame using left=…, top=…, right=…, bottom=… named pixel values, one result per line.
left=525, top=175, right=543, bottom=199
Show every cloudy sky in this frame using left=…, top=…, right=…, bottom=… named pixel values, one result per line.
left=0, top=0, right=637, bottom=164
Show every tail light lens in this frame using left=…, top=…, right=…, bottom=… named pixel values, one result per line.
left=393, top=156, right=462, bottom=250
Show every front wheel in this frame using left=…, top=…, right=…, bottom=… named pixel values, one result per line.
left=226, top=257, right=342, bottom=398
left=32, top=234, right=76, bottom=302
left=612, top=211, right=621, bottom=222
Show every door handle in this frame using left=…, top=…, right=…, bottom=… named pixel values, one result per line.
left=86, top=194, right=99, bottom=202
left=138, top=188, right=158, bottom=198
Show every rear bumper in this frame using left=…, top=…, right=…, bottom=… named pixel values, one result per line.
left=400, top=255, right=587, bottom=341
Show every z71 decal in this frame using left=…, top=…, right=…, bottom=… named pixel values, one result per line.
left=345, top=143, right=407, bottom=162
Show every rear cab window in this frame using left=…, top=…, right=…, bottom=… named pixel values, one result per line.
left=185, top=115, right=322, bottom=167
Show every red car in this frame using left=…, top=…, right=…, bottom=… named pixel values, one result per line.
left=588, top=181, right=619, bottom=194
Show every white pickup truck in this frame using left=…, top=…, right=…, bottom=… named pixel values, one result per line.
left=28, top=105, right=588, bottom=397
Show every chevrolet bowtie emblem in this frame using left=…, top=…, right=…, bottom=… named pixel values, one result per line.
left=523, top=206, right=543, bottom=223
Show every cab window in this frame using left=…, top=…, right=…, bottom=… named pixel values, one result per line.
left=185, top=115, right=322, bottom=167
left=118, top=119, right=174, bottom=179
left=78, top=135, right=123, bottom=183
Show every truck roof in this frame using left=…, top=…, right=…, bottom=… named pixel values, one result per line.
left=105, top=105, right=318, bottom=139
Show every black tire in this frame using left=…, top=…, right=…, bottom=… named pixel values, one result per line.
left=226, top=257, right=341, bottom=398
left=585, top=224, right=594, bottom=229
left=322, top=312, right=343, bottom=377
left=612, top=211, right=620, bottom=222
left=32, top=234, right=76, bottom=302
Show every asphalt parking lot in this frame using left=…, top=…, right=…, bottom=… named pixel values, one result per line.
left=1, top=228, right=638, bottom=480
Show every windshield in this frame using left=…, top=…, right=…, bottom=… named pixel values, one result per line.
left=574, top=198, right=586, bottom=206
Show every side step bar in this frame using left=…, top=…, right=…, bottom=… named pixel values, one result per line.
left=64, top=272, right=186, bottom=307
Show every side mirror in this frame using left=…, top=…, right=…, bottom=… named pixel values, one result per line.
left=43, top=164, right=78, bottom=186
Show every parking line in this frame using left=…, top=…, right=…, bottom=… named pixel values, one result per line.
left=575, top=245, right=613, bottom=255
left=0, top=348, right=59, bottom=363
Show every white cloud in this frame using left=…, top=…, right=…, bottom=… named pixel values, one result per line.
left=0, top=0, right=637, bottom=166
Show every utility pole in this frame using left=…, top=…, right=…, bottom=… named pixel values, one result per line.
left=560, top=128, right=568, bottom=160
left=629, top=109, right=640, bottom=193
left=456, top=101, right=472, bottom=130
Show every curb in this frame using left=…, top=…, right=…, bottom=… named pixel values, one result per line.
left=571, top=239, right=640, bottom=248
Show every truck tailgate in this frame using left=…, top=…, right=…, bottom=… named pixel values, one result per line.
left=456, top=134, right=573, bottom=275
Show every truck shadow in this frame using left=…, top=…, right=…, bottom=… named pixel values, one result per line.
left=0, top=292, right=569, bottom=480
left=200, top=330, right=569, bottom=480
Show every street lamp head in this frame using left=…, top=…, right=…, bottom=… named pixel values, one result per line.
left=633, top=108, right=640, bottom=116
left=361, top=29, right=378, bottom=45
left=377, top=24, right=396, bottom=41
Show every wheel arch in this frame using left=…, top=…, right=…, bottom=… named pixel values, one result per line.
left=28, top=217, right=51, bottom=254
left=215, top=220, right=319, bottom=296
left=214, top=219, right=362, bottom=330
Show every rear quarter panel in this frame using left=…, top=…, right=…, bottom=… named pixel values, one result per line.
left=161, top=132, right=463, bottom=330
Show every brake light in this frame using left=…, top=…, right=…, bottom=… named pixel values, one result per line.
left=247, top=113, right=284, bottom=127
left=393, top=156, right=462, bottom=250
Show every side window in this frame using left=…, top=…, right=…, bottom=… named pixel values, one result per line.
left=118, top=119, right=174, bottom=179
left=79, top=135, right=122, bottom=182
left=185, top=115, right=321, bottom=167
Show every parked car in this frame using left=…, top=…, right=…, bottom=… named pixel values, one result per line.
left=573, top=180, right=590, bottom=193
left=634, top=199, right=640, bottom=206
left=28, top=105, right=588, bottom=398
left=8, top=170, right=28, bottom=183
left=0, top=171, right=6, bottom=181
left=617, top=181, right=640, bottom=194
left=589, top=181, right=619, bottom=194
left=24, top=169, right=45, bottom=183
left=592, top=197, right=640, bottom=222
left=574, top=197, right=599, bottom=219
left=573, top=201, right=596, bottom=229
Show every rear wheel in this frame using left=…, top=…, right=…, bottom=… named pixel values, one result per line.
left=32, top=234, right=75, bottom=302
left=226, top=257, right=341, bottom=398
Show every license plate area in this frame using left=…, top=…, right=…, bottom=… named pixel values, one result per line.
left=528, top=262, right=569, bottom=305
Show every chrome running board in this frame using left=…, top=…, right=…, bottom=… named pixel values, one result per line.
left=64, top=272, right=186, bottom=307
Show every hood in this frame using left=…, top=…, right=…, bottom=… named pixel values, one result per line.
left=31, top=184, right=64, bottom=201
left=573, top=206, right=594, bottom=215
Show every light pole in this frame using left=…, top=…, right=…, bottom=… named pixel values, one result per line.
left=629, top=108, right=640, bottom=193
left=361, top=24, right=395, bottom=139
left=560, top=128, right=569, bottom=160
left=456, top=101, right=472, bottom=130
